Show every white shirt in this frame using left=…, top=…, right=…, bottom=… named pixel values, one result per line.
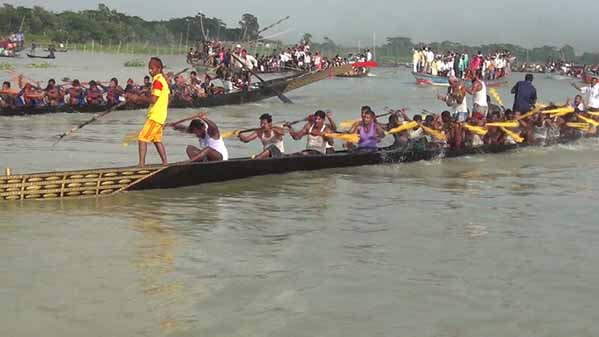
left=581, top=84, right=599, bottom=109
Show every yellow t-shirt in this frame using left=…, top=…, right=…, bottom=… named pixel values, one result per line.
left=147, top=73, right=170, bottom=125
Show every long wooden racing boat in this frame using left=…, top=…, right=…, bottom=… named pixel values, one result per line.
left=412, top=72, right=508, bottom=87
left=0, top=65, right=351, bottom=117
left=0, top=133, right=588, bottom=202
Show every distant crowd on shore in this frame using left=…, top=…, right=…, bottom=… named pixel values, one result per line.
left=413, top=47, right=514, bottom=81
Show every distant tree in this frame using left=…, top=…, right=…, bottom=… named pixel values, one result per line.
left=302, top=33, right=312, bottom=44
left=239, top=13, right=259, bottom=41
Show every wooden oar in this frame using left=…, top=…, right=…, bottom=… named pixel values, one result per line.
left=230, top=53, right=293, bottom=104
left=463, top=124, right=488, bottom=136
left=54, top=101, right=127, bottom=146
left=577, top=114, right=599, bottom=127
left=486, top=121, right=520, bottom=128
left=221, top=118, right=307, bottom=139
left=516, top=104, right=547, bottom=120
left=385, top=121, right=418, bottom=135
left=324, top=132, right=360, bottom=144
left=500, top=127, right=524, bottom=143
left=587, top=111, right=599, bottom=117
left=541, top=106, right=573, bottom=116
left=488, top=87, right=505, bottom=108
left=565, top=122, right=595, bottom=134
left=421, top=125, right=447, bottom=141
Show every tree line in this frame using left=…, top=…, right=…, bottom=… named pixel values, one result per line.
left=0, top=4, right=260, bottom=45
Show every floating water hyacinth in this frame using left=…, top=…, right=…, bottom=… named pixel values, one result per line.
left=25, top=62, right=56, bottom=69
left=124, top=59, right=145, bottom=67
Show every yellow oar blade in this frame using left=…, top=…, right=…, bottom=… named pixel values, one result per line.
left=542, top=106, right=574, bottom=116
left=517, top=104, right=548, bottom=120
left=221, top=130, right=240, bottom=139
left=122, top=131, right=138, bottom=147
left=463, top=124, right=488, bottom=136
left=566, top=122, right=590, bottom=130
left=486, top=121, right=520, bottom=128
left=488, top=87, right=504, bottom=106
left=340, top=119, right=360, bottom=129
left=577, top=115, right=599, bottom=127
left=324, top=133, right=360, bottom=143
left=500, top=127, right=524, bottom=143
left=421, top=125, right=447, bottom=141
left=385, top=121, right=418, bottom=135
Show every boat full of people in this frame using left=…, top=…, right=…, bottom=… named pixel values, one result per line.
left=3, top=70, right=599, bottom=202
left=411, top=48, right=513, bottom=87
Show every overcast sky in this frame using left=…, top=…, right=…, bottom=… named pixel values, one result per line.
left=7, top=0, right=599, bottom=53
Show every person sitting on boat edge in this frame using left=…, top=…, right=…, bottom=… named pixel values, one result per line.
left=237, top=113, right=285, bottom=159
left=137, top=57, right=170, bottom=167
left=286, top=110, right=333, bottom=155
left=346, top=109, right=386, bottom=151
left=571, top=77, right=599, bottom=112
left=171, top=112, right=229, bottom=162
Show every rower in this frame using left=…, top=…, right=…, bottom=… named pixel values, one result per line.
left=104, top=77, right=124, bottom=105
left=137, top=57, right=170, bottom=167
left=349, top=109, right=385, bottom=151
left=466, top=70, right=488, bottom=117
left=237, top=113, right=285, bottom=159
left=86, top=80, right=105, bottom=105
left=44, top=79, right=64, bottom=107
left=438, top=76, right=469, bottom=122
left=0, top=81, right=17, bottom=108
left=171, top=112, right=228, bottom=162
left=286, top=110, right=333, bottom=155
left=68, top=79, right=85, bottom=106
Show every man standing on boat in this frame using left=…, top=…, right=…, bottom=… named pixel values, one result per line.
left=466, top=71, right=488, bottom=116
left=571, top=77, right=599, bottom=112
left=511, top=73, right=537, bottom=113
left=137, top=57, right=170, bottom=167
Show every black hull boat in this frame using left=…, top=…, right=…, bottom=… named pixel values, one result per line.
left=0, top=133, right=588, bottom=202
left=26, top=53, right=55, bottom=59
left=0, top=66, right=349, bottom=117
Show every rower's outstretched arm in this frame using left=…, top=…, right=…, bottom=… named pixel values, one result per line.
left=287, top=122, right=309, bottom=140
left=238, top=131, right=258, bottom=143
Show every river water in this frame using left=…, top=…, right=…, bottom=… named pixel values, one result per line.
left=1, top=52, right=598, bottom=337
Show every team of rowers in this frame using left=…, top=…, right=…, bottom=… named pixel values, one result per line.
left=0, top=69, right=247, bottom=109
left=135, top=57, right=599, bottom=168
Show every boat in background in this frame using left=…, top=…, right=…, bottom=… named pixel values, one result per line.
left=412, top=72, right=508, bottom=87
left=26, top=53, right=55, bottom=59
left=0, top=65, right=352, bottom=117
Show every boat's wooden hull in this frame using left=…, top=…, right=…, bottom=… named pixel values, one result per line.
left=26, top=54, right=55, bottom=59
left=0, top=134, right=585, bottom=202
left=412, top=72, right=508, bottom=87
left=0, top=66, right=350, bottom=117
